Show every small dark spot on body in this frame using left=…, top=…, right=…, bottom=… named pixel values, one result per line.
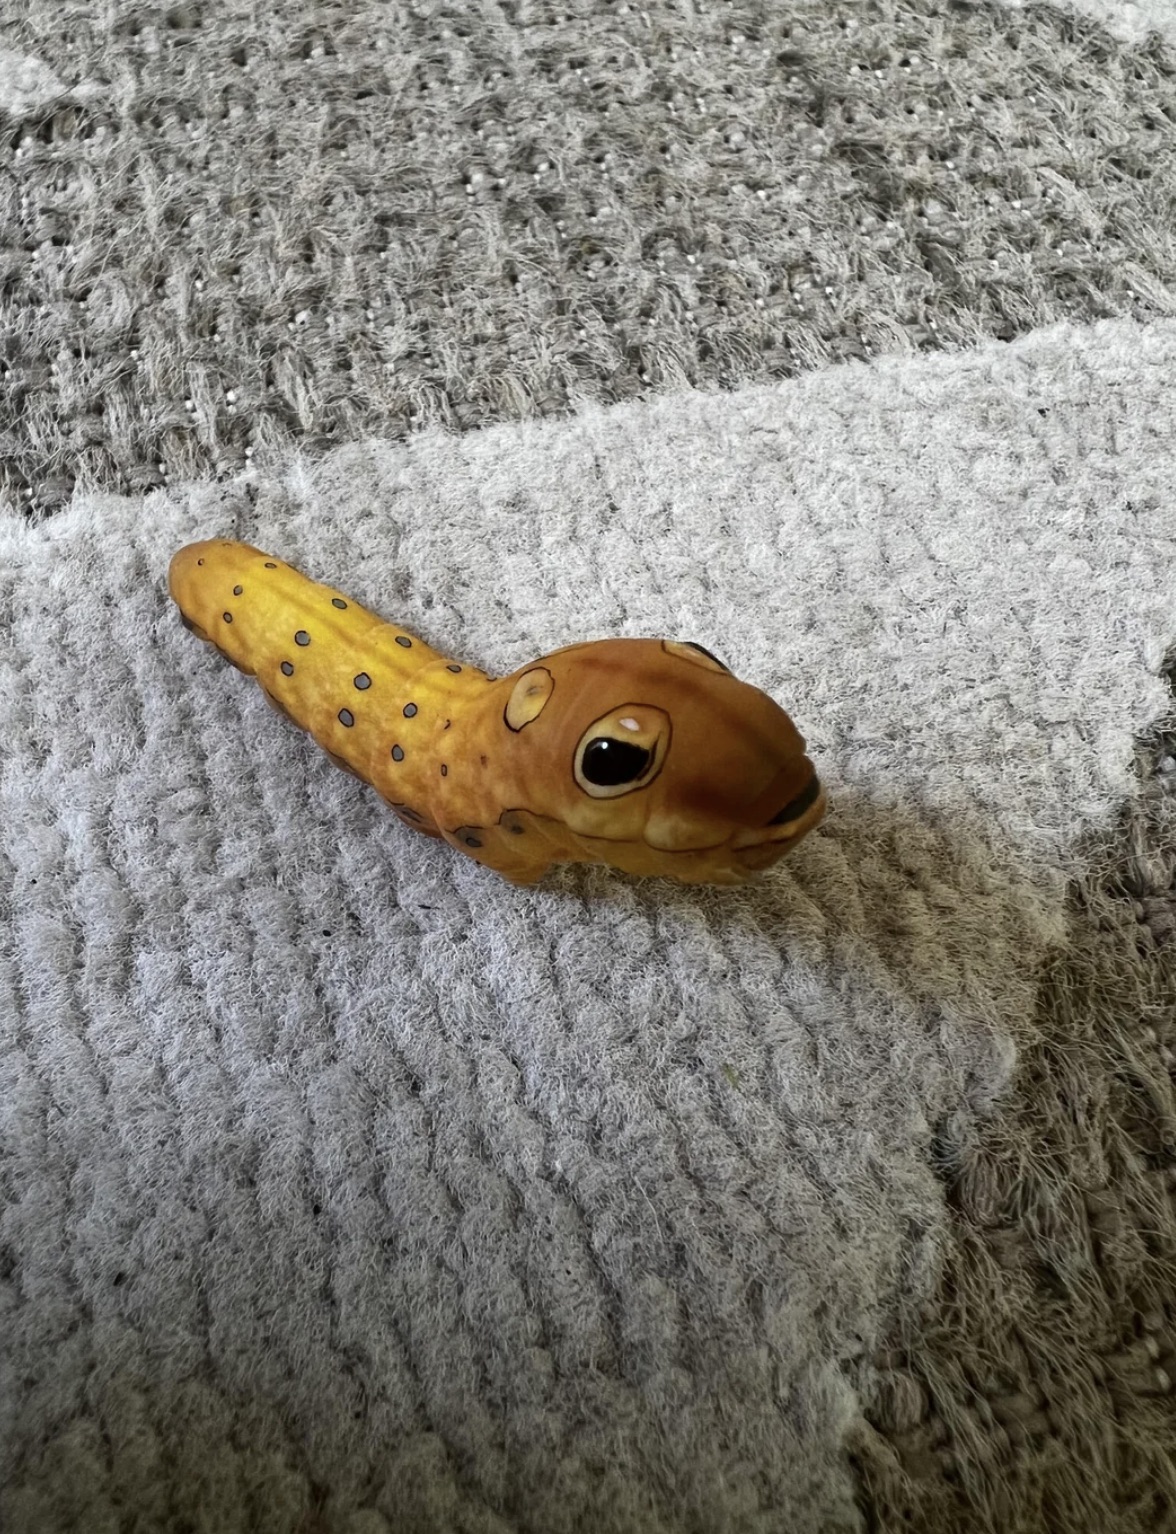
left=440, top=764, right=448, bottom=777
left=463, top=834, right=482, bottom=848
left=447, top=663, right=462, bottom=673
left=444, top=719, right=451, bottom=730
left=403, top=702, right=418, bottom=718
left=197, top=558, right=205, bottom=566
left=391, top=745, right=404, bottom=762
left=233, top=584, right=243, bottom=595
left=281, top=661, right=294, bottom=676
left=264, top=561, right=277, bottom=568
left=338, top=709, right=354, bottom=727
left=332, top=597, right=348, bottom=609
left=295, top=630, right=311, bottom=646
left=396, top=635, right=412, bottom=648
left=480, top=754, right=488, bottom=767
left=509, top=823, right=525, bottom=835
left=222, top=612, right=232, bottom=622
left=354, top=673, right=371, bottom=690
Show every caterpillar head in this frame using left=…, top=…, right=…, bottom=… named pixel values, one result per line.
left=488, top=637, right=825, bottom=884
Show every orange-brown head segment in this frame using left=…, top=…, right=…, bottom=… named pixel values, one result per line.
left=464, top=637, right=825, bottom=884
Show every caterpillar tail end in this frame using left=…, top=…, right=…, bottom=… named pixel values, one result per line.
left=169, top=538, right=247, bottom=610
left=169, top=541, right=214, bottom=640
left=168, top=538, right=262, bottom=675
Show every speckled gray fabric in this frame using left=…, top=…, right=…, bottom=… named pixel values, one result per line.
left=2, top=0, right=1176, bottom=511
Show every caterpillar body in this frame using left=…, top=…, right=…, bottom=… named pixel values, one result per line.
left=168, top=539, right=825, bottom=885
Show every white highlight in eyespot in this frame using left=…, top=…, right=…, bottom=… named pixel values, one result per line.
left=618, top=717, right=640, bottom=732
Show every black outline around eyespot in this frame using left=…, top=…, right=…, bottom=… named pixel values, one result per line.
left=661, top=638, right=730, bottom=672
left=503, top=667, right=555, bottom=733
left=688, top=641, right=728, bottom=669
left=570, top=703, right=670, bottom=800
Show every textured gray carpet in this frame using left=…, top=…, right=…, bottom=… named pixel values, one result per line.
left=3, top=0, right=1176, bottom=513
left=2, top=2, right=1176, bottom=1532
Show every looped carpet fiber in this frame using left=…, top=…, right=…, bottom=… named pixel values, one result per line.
left=1, top=319, right=1173, bottom=1532
left=2, top=0, right=1176, bottom=512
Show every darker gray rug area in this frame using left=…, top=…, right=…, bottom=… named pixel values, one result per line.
left=2, top=0, right=1175, bottom=511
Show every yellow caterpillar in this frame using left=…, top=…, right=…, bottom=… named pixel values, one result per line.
left=168, top=539, right=826, bottom=885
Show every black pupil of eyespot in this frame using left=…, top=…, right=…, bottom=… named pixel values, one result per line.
left=581, top=737, right=651, bottom=787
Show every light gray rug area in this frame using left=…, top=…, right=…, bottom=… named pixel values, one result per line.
left=998, top=0, right=1176, bottom=44
left=1, top=320, right=1173, bottom=1532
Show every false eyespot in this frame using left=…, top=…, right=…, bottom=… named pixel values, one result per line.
left=573, top=706, right=671, bottom=800
left=504, top=667, right=555, bottom=732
